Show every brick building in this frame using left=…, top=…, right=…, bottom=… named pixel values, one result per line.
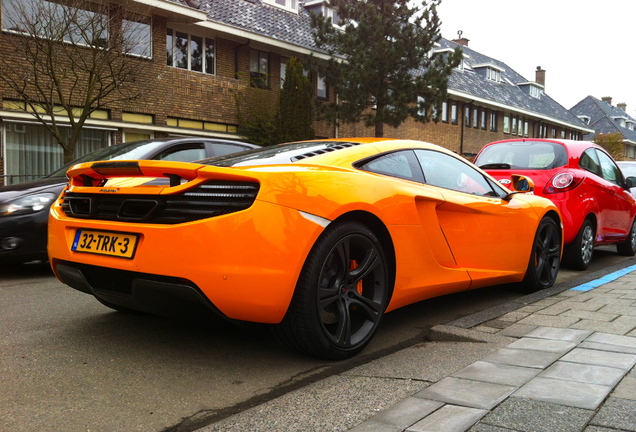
left=0, top=0, right=592, bottom=184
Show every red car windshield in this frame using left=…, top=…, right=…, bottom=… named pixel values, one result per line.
left=476, top=141, right=568, bottom=170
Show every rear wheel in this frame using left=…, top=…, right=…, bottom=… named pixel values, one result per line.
left=521, top=216, right=561, bottom=292
left=617, top=218, right=636, bottom=256
left=273, top=221, right=390, bottom=360
left=563, top=219, right=594, bottom=270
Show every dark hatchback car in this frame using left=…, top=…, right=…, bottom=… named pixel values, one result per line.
left=0, top=137, right=258, bottom=264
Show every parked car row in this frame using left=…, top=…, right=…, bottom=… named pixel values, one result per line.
left=4, top=135, right=635, bottom=359
left=0, top=138, right=259, bottom=265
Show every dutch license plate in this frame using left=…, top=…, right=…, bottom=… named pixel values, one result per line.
left=72, top=229, right=138, bottom=259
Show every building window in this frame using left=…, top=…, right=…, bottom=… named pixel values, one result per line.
left=2, top=0, right=109, bottom=47
left=503, top=115, right=510, bottom=134
left=441, top=101, right=448, bottom=123
left=464, top=106, right=471, bottom=127
left=552, top=128, right=557, bottom=138
left=417, top=96, right=426, bottom=117
left=529, top=85, right=541, bottom=98
left=264, top=0, right=298, bottom=12
left=486, top=68, right=501, bottom=82
left=512, top=117, right=518, bottom=135
left=317, top=75, right=328, bottom=99
left=481, top=110, right=487, bottom=130
left=123, top=18, right=151, bottom=58
left=451, top=102, right=458, bottom=125
left=167, top=29, right=215, bottom=74
left=167, top=117, right=238, bottom=134
left=524, top=121, right=529, bottom=137
left=250, top=49, right=269, bottom=89
left=490, top=111, right=498, bottom=132
left=3, top=122, right=110, bottom=182
left=280, top=58, right=287, bottom=88
left=472, top=107, right=478, bottom=128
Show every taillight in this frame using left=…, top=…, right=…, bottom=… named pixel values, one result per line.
left=543, top=171, right=584, bottom=194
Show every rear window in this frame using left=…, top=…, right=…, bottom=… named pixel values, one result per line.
left=476, top=141, right=568, bottom=170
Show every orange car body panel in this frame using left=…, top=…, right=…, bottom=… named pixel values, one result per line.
left=48, top=139, right=561, bottom=323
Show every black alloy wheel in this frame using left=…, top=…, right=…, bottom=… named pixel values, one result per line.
left=273, top=220, right=390, bottom=360
left=617, top=217, right=636, bottom=256
left=563, top=219, right=595, bottom=270
left=522, top=216, right=561, bottom=292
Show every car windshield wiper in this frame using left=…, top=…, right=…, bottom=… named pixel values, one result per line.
left=479, top=163, right=511, bottom=169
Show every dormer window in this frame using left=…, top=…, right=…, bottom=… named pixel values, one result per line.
left=486, top=68, right=500, bottom=82
left=517, top=81, right=544, bottom=99
left=611, top=116, right=628, bottom=128
left=304, top=1, right=341, bottom=26
left=473, top=63, right=504, bottom=83
left=577, top=115, right=591, bottom=125
left=528, top=85, right=541, bottom=98
left=433, top=48, right=465, bottom=71
left=264, top=0, right=297, bottom=13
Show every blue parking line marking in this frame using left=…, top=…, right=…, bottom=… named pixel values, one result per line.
left=571, top=264, right=636, bottom=291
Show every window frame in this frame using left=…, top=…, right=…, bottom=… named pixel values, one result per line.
left=441, top=101, right=449, bottom=123
left=250, top=49, right=270, bottom=89
left=166, top=28, right=215, bottom=75
left=317, top=74, right=328, bottom=100
left=122, top=17, right=152, bottom=58
left=264, top=0, right=298, bottom=13
left=490, top=111, right=498, bottom=132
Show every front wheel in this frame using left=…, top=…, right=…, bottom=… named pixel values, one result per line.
left=617, top=218, right=636, bottom=256
left=563, top=219, right=595, bottom=270
left=273, top=221, right=390, bottom=360
left=521, top=216, right=561, bottom=292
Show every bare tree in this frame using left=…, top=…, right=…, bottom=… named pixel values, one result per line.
left=0, top=0, right=154, bottom=163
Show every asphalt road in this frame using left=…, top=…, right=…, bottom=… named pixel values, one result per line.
left=0, top=246, right=632, bottom=432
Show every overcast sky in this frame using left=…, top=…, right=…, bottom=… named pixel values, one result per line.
left=435, top=0, right=636, bottom=117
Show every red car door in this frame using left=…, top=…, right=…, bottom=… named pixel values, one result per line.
left=591, top=149, right=634, bottom=241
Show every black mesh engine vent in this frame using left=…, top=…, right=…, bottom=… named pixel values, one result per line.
left=61, top=180, right=259, bottom=224
left=291, top=142, right=361, bottom=162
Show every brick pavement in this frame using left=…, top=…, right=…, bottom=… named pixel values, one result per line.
left=348, top=267, right=636, bottom=432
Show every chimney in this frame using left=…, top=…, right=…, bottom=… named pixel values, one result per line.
left=535, top=66, right=545, bottom=87
left=602, top=96, right=612, bottom=105
left=618, top=102, right=627, bottom=112
left=452, top=30, right=469, bottom=46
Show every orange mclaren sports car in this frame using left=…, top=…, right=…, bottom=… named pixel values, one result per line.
left=48, top=138, right=562, bottom=359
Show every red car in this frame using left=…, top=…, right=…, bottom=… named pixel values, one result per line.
left=474, top=139, right=636, bottom=270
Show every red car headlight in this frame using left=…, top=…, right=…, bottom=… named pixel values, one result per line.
left=543, top=171, right=584, bottom=194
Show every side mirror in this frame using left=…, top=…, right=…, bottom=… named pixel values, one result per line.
left=625, top=176, right=636, bottom=189
left=510, top=174, right=535, bottom=193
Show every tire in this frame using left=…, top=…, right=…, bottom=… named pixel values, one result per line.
left=617, top=218, right=636, bottom=256
left=272, top=220, right=390, bottom=360
left=563, top=219, right=595, bottom=270
left=521, top=216, right=561, bottom=292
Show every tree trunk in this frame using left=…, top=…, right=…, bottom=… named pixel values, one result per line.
left=375, top=104, right=384, bottom=137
